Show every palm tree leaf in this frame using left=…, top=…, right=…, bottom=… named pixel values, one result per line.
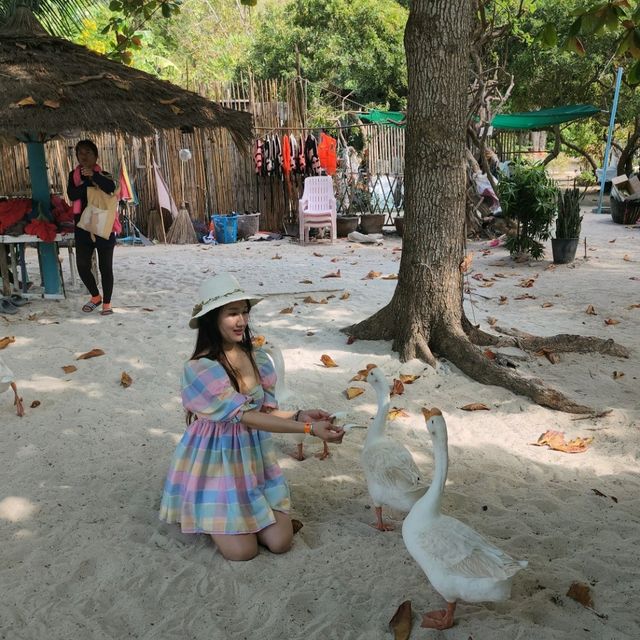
left=0, top=0, right=98, bottom=36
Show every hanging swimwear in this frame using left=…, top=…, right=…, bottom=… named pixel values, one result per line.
left=281, top=134, right=291, bottom=175
left=318, top=132, right=338, bottom=176
left=304, top=134, right=321, bottom=175
left=254, top=139, right=263, bottom=175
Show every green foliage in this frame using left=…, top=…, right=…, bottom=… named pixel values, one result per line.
left=555, top=187, right=582, bottom=238
left=575, top=169, right=597, bottom=186
left=243, top=0, right=408, bottom=108
left=497, top=162, right=558, bottom=259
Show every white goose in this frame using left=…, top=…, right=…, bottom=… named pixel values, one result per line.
left=361, top=366, right=426, bottom=531
left=263, top=343, right=330, bottom=460
left=402, top=408, right=527, bottom=630
left=0, top=355, right=24, bottom=417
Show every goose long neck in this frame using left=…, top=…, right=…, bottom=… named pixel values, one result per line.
left=415, top=426, right=449, bottom=517
left=366, top=383, right=391, bottom=443
left=269, top=349, right=286, bottom=394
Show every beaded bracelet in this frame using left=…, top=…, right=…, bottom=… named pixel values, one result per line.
left=303, top=422, right=314, bottom=436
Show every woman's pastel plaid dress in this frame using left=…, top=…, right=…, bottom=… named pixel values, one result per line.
left=159, top=349, right=290, bottom=534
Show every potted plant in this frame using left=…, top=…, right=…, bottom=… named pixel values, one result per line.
left=497, top=162, right=558, bottom=259
left=394, top=214, right=404, bottom=236
left=336, top=213, right=359, bottom=237
left=552, top=188, right=582, bottom=264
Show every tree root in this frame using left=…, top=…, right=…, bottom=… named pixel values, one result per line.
left=342, top=304, right=397, bottom=341
left=494, top=326, right=630, bottom=358
left=438, top=330, right=594, bottom=413
left=462, top=314, right=517, bottom=347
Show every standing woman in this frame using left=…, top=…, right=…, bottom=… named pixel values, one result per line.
left=66, top=139, right=119, bottom=316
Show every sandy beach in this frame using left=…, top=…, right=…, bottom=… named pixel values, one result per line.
left=1, top=200, right=639, bottom=639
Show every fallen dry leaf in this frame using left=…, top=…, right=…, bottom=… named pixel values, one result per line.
left=460, top=403, right=490, bottom=411
left=612, top=370, right=624, bottom=379
left=459, top=253, right=473, bottom=273
left=518, top=277, right=537, bottom=288
left=30, top=400, right=40, bottom=408
left=303, top=296, right=321, bottom=304
left=566, top=582, right=594, bottom=608
left=16, top=95, right=37, bottom=107
left=120, top=372, right=133, bottom=388
left=483, top=349, right=497, bottom=360
left=76, top=349, right=105, bottom=360
left=271, top=254, right=282, bottom=260
left=499, top=296, right=509, bottom=305
left=586, top=305, right=597, bottom=315
left=363, top=270, right=382, bottom=280
left=388, top=407, right=410, bottom=420
left=320, top=354, right=338, bottom=368
left=142, top=307, right=154, bottom=312
left=541, top=302, right=554, bottom=308
left=515, top=293, right=537, bottom=300
left=61, top=365, right=77, bottom=374
left=536, top=348, right=560, bottom=364
left=351, top=364, right=377, bottom=381
left=623, top=254, right=633, bottom=262
left=340, top=292, right=350, bottom=300
left=299, top=279, right=313, bottom=284
left=532, top=430, right=593, bottom=453
left=591, top=488, right=618, bottom=503
left=493, top=273, right=507, bottom=278
left=487, top=316, right=498, bottom=326
left=252, top=335, right=266, bottom=348
left=345, top=387, right=365, bottom=400
left=544, top=263, right=556, bottom=271
left=279, top=307, right=293, bottom=314
left=291, top=518, right=303, bottom=534
left=389, top=600, right=412, bottom=640
left=382, top=273, right=399, bottom=280
left=322, top=270, right=341, bottom=278
left=609, top=239, right=616, bottom=243
left=159, top=97, right=180, bottom=105
left=604, top=318, right=620, bottom=326
left=312, top=252, right=324, bottom=257
left=330, top=257, right=340, bottom=263
left=399, top=374, right=420, bottom=384
left=346, top=335, right=356, bottom=345
left=472, top=273, right=485, bottom=281
left=390, top=379, right=405, bottom=396
left=0, top=336, right=16, bottom=350
left=627, top=303, right=640, bottom=309
left=479, top=282, right=495, bottom=288
left=306, top=331, right=314, bottom=336
left=43, top=99, right=60, bottom=109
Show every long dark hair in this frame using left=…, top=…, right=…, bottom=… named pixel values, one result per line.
left=186, top=301, right=258, bottom=424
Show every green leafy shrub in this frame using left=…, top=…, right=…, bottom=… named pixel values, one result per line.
left=556, top=188, right=583, bottom=239
left=497, top=162, right=558, bottom=259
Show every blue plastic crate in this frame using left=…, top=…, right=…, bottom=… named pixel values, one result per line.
left=212, top=214, right=238, bottom=244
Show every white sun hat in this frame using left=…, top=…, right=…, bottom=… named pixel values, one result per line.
left=189, top=273, right=262, bottom=329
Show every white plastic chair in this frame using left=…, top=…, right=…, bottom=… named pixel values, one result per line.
left=298, top=176, right=337, bottom=244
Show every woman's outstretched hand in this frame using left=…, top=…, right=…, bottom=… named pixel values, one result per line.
left=311, top=421, right=345, bottom=443
left=297, top=409, right=331, bottom=422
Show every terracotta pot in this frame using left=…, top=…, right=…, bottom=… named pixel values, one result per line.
left=359, top=213, right=385, bottom=234
left=336, top=216, right=359, bottom=237
left=394, top=217, right=404, bottom=237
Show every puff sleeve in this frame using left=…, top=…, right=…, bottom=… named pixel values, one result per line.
left=254, top=348, right=278, bottom=411
left=181, top=358, right=253, bottom=423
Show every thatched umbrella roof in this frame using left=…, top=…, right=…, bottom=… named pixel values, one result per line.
left=0, top=6, right=252, bottom=147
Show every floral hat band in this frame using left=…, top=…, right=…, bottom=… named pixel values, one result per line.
left=189, top=275, right=262, bottom=329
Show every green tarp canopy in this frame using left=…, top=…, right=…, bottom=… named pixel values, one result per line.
left=359, top=109, right=405, bottom=126
left=491, top=104, right=600, bottom=131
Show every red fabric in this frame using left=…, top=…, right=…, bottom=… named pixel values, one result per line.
left=318, top=133, right=337, bottom=176
left=25, top=218, right=58, bottom=242
left=281, top=134, right=291, bottom=175
left=0, top=199, right=32, bottom=233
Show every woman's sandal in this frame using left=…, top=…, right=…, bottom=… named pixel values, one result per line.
left=82, top=299, right=102, bottom=313
left=100, top=307, right=114, bottom=316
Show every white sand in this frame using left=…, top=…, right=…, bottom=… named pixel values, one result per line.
left=1, top=201, right=639, bottom=639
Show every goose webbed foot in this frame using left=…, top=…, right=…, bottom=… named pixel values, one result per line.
left=315, top=442, right=330, bottom=460
left=420, top=602, right=456, bottom=630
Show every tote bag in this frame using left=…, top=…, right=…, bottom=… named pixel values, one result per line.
left=77, top=187, right=118, bottom=240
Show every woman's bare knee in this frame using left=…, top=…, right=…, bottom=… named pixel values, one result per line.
left=266, top=536, right=292, bottom=555
left=220, top=546, right=259, bottom=561
left=211, top=533, right=258, bottom=561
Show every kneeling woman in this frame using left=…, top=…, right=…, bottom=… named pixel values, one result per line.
left=159, top=274, right=344, bottom=561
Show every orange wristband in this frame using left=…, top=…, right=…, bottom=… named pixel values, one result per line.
left=303, top=422, right=314, bottom=436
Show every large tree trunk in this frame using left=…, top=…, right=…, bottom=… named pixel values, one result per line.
left=344, top=0, right=628, bottom=414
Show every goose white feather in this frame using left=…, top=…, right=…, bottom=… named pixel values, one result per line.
left=262, top=343, right=329, bottom=460
left=361, top=367, right=426, bottom=530
left=402, top=408, right=527, bottom=629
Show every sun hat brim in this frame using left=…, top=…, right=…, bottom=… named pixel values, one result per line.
left=189, top=293, right=262, bottom=329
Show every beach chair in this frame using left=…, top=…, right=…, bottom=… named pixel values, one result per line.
left=298, top=176, right=337, bottom=245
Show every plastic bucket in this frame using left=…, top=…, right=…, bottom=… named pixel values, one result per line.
left=212, top=214, right=238, bottom=244
left=237, top=213, right=260, bottom=240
